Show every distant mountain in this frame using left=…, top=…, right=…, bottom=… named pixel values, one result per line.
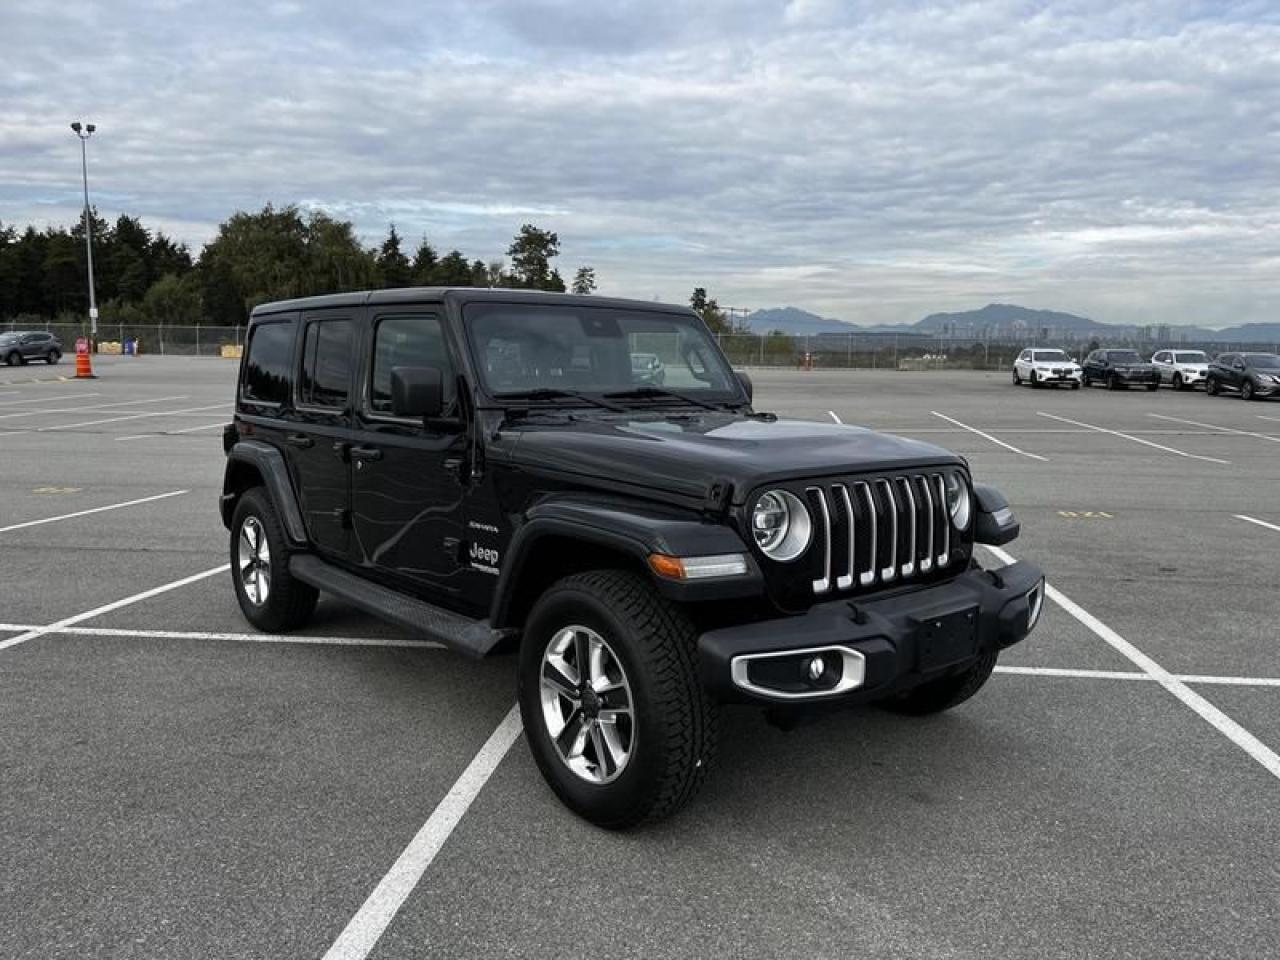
left=914, top=303, right=1102, bottom=334
left=744, top=307, right=859, bottom=335
left=1215, top=322, right=1280, bottom=343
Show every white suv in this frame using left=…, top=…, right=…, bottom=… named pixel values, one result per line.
left=1150, top=350, right=1209, bottom=390
left=1013, top=349, right=1083, bottom=389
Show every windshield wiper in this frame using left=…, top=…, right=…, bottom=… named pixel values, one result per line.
left=603, top=386, right=732, bottom=411
left=495, top=388, right=627, bottom=412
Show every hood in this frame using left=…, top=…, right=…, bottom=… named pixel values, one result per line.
left=497, top=413, right=962, bottom=503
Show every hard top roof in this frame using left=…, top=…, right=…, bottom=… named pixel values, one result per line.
left=250, top=287, right=694, bottom=320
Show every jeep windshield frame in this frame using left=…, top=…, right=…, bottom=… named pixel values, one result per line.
left=461, top=302, right=748, bottom=409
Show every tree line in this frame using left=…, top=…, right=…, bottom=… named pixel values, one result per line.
left=0, top=205, right=598, bottom=327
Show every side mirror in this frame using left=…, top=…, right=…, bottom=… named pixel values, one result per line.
left=390, top=366, right=444, bottom=419
left=735, top=370, right=753, bottom=403
left=973, top=484, right=1021, bottom=546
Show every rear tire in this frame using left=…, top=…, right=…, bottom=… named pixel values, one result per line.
left=229, top=488, right=318, bottom=633
left=1206, top=377, right=1219, bottom=396
left=518, top=569, right=719, bottom=829
left=880, top=649, right=998, bottom=716
left=1012, top=369, right=1022, bottom=385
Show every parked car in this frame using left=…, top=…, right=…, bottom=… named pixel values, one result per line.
left=220, top=288, right=1043, bottom=828
left=1081, top=349, right=1159, bottom=390
left=1012, top=348, right=1082, bottom=389
left=630, top=352, right=666, bottom=385
left=1206, top=352, right=1280, bottom=401
left=1150, top=349, right=1209, bottom=390
left=0, top=330, right=63, bottom=365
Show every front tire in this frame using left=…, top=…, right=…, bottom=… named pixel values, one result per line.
left=4, top=351, right=22, bottom=366
left=880, top=649, right=998, bottom=716
left=1206, top=377, right=1219, bottom=396
left=518, top=570, right=719, bottom=829
left=1030, top=371, right=1040, bottom=389
left=1242, top=380, right=1255, bottom=401
left=229, top=488, right=318, bottom=632
left=1146, top=383, right=1158, bottom=392
left=46, top=350, right=60, bottom=365
left=1108, top=374, right=1122, bottom=391
left=1012, top=369, right=1022, bottom=385
left=1172, top=373, right=1183, bottom=391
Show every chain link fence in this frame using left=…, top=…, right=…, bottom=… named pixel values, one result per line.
left=1, top=321, right=244, bottom=356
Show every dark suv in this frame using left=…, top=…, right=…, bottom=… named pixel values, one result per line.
left=1081, top=348, right=1159, bottom=390
left=1, top=330, right=63, bottom=365
left=1206, top=352, right=1280, bottom=401
left=220, top=289, right=1044, bottom=827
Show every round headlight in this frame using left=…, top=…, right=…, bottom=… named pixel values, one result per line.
left=944, top=473, right=971, bottom=530
left=751, top=490, right=811, bottom=562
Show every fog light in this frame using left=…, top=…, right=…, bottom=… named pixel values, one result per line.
left=1026, top=579, right=1045, bottom=632
left=807, top=656, right=826, bottom=681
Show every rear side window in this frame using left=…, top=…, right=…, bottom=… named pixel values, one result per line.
left=370, top=315, right=456, bottom=415
left=299, top=319, right=354, bottom=408
left=242, top=321, right=296, bottom=406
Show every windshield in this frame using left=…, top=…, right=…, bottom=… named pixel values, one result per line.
left=1174, top=352, right=1208, bottom=363
left=1244, top=353, right=1280, bottom=369
left=464, top=304, right=741, bottom=401
left=1032, top=350, right=1069, bottom=362
left=0, top=332, right=18, bottom=342
left=1107, top=350, right=1141, bottom=362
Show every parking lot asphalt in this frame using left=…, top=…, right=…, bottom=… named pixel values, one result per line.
left=1, top=358, right=1277, bottom=959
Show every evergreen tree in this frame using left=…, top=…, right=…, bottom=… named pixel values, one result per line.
left=507, top=224, right=560, bottom=289
left=376, top=223, right=412, bottom=288
left=571, top=267, right=596, bottom=295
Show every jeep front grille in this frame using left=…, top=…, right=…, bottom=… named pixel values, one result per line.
left=803, top=474, right=953, bottom=596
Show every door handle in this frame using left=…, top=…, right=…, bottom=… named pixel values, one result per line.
left=349, top=446, right=383, bottom=463
left=285, top=433, right=314, bottom=449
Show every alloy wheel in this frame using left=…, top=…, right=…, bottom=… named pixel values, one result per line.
left=237, top=516, right=271, bottom=606
left=539, top=625, right=635, bottom=784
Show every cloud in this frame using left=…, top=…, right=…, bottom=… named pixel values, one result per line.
left=1, top=0, right=1278, bottom=325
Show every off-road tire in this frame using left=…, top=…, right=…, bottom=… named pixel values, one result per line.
left=879, top=648, right=998, bottom=716
left=229, top=487, right=318, bottom=633
left=518, top=569, right=719, bottom=829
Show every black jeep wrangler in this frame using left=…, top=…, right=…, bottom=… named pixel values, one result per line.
left=221, top=289, right=1044, bottom=827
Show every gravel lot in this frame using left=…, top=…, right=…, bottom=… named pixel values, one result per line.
left=2, top=357, right=1278, bottom=959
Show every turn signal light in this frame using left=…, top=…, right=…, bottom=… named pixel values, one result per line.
left=648, top=553, right=749, bottom=581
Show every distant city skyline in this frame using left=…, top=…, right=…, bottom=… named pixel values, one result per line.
left=3, top=1, right=1278, bottom=328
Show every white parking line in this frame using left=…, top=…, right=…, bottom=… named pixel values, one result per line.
left=0, top=622, right=443, bottom=648
left=994, top=665, right=1280, bottom=687
left=930, top=411, right=1049, bottom=461
left=0, top=563, right=230, bottom=653
left=1148, top=412, right=1280, bottom=444
left=1258, top=414, right=1280, bottom=424
left=0, top=391, right=101, bottom=407
left=0, top=395, right=188, bottom=420
left=117, top=421, right=227, bottom=441
left=828, top=410, right=842, bottom=424
left=1234, top=514, right=1280, bottom=535
left=984, top=544, right=1280, bottom=781
left=322, top=704, right=523, bottom=960
left=1037, top=411, right=1231, bottom=464
left=38, top=402, right=226, bottom=432
left=0, top=489, right=188, bottom=534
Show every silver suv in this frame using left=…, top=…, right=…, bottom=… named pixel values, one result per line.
left=1, top=331, right=63, bottom=366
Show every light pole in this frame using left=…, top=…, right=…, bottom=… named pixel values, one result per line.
left=70, top=121, right=98, bottom=338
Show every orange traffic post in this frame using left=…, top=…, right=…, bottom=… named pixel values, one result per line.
left=74, top=336, right=96, bottom=379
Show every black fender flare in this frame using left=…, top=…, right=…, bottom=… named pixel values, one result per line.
left=489, top=496, right=762, bottom=629
left=221, top=440, right=307, bottom=546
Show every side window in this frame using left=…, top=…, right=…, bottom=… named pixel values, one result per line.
left=241, top=320, right=296, bottom=406
left=299, top=319, right=354, bottom=409
left=370, top=315, right=456, bottom=416
left=1019, top=350, right=1029, bottom=362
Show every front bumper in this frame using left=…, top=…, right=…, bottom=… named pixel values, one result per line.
left=698, top=561, right=1044, bottom=705
left=1115, top=370, right=1160, bottom=384
left=1035, top=368, right=1081, bottom=384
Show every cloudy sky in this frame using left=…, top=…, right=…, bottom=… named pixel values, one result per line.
left=2, top=0, right=1278, bottom=326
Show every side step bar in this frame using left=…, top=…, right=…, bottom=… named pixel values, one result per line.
left=289, top=554, right=510, bottom=659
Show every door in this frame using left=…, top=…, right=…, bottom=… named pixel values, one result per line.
left=1152, top=351, right=1169, bottom=381
left=21, top=333, right=47, bottom=360
left=350, top=311, right=480, bottom=606
left=286, top=312, right=358, bottom=557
